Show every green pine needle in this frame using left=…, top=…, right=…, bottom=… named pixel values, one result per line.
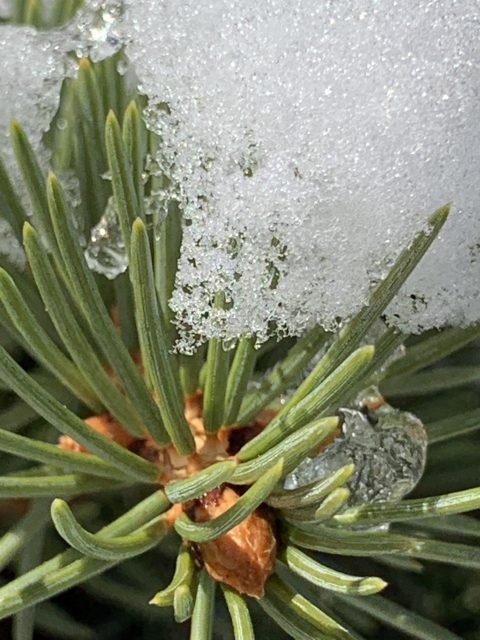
left=0, top=44, right=477, bottom=640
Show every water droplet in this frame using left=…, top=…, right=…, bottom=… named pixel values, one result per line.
left=284, top=404, right=427, bottom=506
left=84, top=197, right=127, bottom=279
left=71, top=0, right=124, bottom=63
left=58, top=170, right=81, bottom=209
left=116, top=59, right=128, bottom=76
left=144, top=191, right=170, bottom=244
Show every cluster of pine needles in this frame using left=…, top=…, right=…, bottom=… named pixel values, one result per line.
left=0, top=4, right=480, bottom=639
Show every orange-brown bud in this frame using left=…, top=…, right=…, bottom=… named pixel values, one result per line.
left=194, top=486, right=276, bottom=598
left=58, top=414, right=134, bottom=453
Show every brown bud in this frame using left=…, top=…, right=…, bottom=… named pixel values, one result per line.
left=184, top=392, right=203, bottom=421
left=58, top=414, right=134, bottom=453
left=194, top=486, right=276, bottom=598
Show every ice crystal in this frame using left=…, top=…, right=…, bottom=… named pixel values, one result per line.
left=284, top=406, right=427, bottom=506
left=84, top=197, right=127, bottom=279
left=121, top=1, right=480, bottom=349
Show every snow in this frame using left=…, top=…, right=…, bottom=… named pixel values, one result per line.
left=1, top=2, right=478, bottom=347
left=122, top=1, right=480, bottom=349
left=0, top=24, right=69, bottom=174
left=0, top=219, right=26, bottom=270
left=0, top=0, right=11, bottom=19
